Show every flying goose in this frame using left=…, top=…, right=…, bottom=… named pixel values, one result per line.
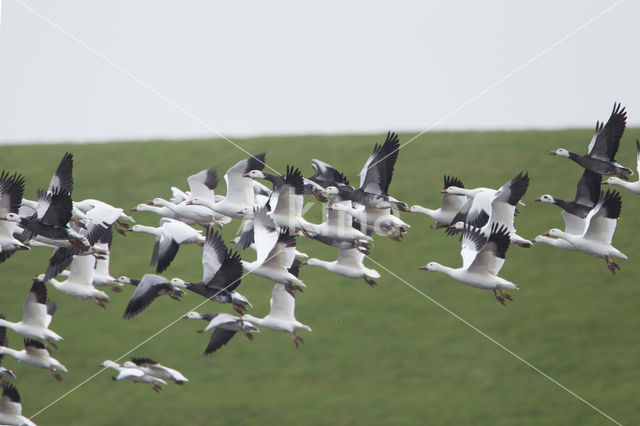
left=409, top=176, right=468, bottom=230
left=242, top=283, right=311, bottom=347
left=122, top=274, right=185, bottom=319
left=0, top=171, right=29, bottom=263
left=420, top=223, right=517, bottom=305
left=0, top=383, right=37, bottom=426
left=603, top=140, right=640, bottom=194
left=304, top=199, right=372, bottom=251
left=0, top=338, right=67, bottom=380
left=39, top=253, right=110, bottom=308
left=551, top=103, right=631, bottom=179
left=327, top=202, right=409, bottom=241
left=129, top=218, right=205, bottom=273
left=149, top=198, right=231, bottom=228
left=542, top=190, right=627, bottom=274
left=73, top=199, right=135, bottom=235
left=322, top=132, right=408, bottom=211
left=100, top=360, right=166, bottom=392
left=304, top=159, right=351, bottom=201
left=0, top=279, right=62, bottom=348
left=123, top=358, right=188, bottom=385
left=536, top=169, right=601, bottom=218
left=190, top=154, right=266, bottom=220
left=241, top=206, right=305, bottom=295
left=305, top=247, right=381, bottom=287
left=183, top=311, right=259, bottom=354
left=169, top=229, right=248, bottom=314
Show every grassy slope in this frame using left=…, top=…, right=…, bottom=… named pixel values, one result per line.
left=1, top=129, right=639, bottom=425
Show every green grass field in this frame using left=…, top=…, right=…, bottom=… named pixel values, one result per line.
left=1, top=129, right=639, bottom=425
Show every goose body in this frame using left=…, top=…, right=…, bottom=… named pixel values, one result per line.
left=39, top=254, right=110, bottom=307
left=122, top=274, right=184, bottom=319
left=409, top=176, right=468, bottom=230
left=100, top=360, right=166, bottom=392
left=242, top=283, right=311, bottom=347
left=0, top=338, right=67, bottom=380
left=183, top=311, right=259, bottom=354
left=124, top=358, right=188, bottom=385
left=306, top=247, right=380, bottom=286
left=421, top=224, right=517, bottom=304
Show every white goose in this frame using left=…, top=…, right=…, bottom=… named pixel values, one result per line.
left=100, top=360, right=166, bottom=392
left=420, top=223, right=518, bottom=305
left=0, top=338, right=67, bottom=380
left=409, top=175, right=468, bottom=230
left=40, top=254, right=110, bottom=308
left=192, top=154, right=266, bottom=220
left=149, top=198, right=230, bottom=228
left=603, top=140, right=640, bottom=194
left=123, top=358, right=188, bottom=385
left=0, top=383, right=37, bottom=426
left=542, top=190, right=627, bottom=274
left=129, top=218, right=205, bottom=273
left=533, top=210, right=585, bottom=252
left=305, top=248, right=380, bottom=287
left=242, top=283, right=311, bottom=347
left=241, top=206, right=305, bottom=294
left=0, top=279, right=62, bottom=348
left=328, top=203, right=409, bottom=241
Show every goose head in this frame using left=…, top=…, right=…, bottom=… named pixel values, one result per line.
left=448, top=222, right=464, bottom=231
left=243, top=170, right=265, bottom=179
left=183, top=311, right=202, bottom=320
left=535, top=194, right=555, bottom=203
left=322, top=186, right=340, bottom=196
left=550, top=148, right=570, bottom=157
left=327, top=203, right=348, bottom=212
left=235, top=207, right=253, bottom=219
left=441, top=186, right=467, bottom=196
left=169, top=278, right=187, bottom=288
left=602, top=177, right=624, bottom=186
left=419, top=262, right=442, bottom=272
left=0, top=213, right=20, bottom=223
left=542, top=228, right=563, bottom=238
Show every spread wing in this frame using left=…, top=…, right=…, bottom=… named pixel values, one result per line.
left=47, top=153, right=74, bottom=194
left=583, top=190, right=621, bottom=244
left=359, top=132, right=399, bottom=195
left=574, top=170, right=601, bottom=207
left=467, top=224, right=509, bottom=276
left=187, top=167, right=218, bottom=200
left=268, top=283, right=295, bottom=320
left=587, top=103, right=626, bottom=161
left=22, top=279, right=49, bottom=328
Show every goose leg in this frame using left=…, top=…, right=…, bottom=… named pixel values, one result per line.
left=498, top=288, right=513, bottom=301
left=49, top=367, right=62, bottom=381
left=615, top=169, right=629, bottom=180
left=363, top=277, right=377, bottom=287
left=232, top=302, right=246, bottom=315
left=493, top=289, right=506, bottom=306
left=605, top=257, right=620, bottom=274
left=94, top=297, right=108, bottom=309
left=291, top=333, right=299, bottom=348
left=109, top=284, right=123, bottom=293
left=46, top=339, right=59, bottom=350
left=243, top=332, right=254, bottom=341
left=151, top=383, right=162, bottom=392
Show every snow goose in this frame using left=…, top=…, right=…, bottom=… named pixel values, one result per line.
left=0, top=383, right=37, bottom=426
left=409, top=176, right=468, bottom=230
left=542, top=190, right=627, bottom=273
left=0, top=338, right=67, bottom=380
left=445, top=172, right=530, bottom=246
left=242, top=283, right=311, bottom=347
left=241, top=206, right=305, bottom=295
left=305, top=199, right=372, bottom=251
left=39, top=253, right=110, bottom=308
left=100, top=360, right=166, bottom=392
left=603, top=140, right=640, bottom=194
left=73, top=199, right=135, bottom=235
left=420, top=223, right=517, bottom=305
left=129, top=218, right=205, bottom=273
left=122, top=274, right=184, bottom=319
left=0, top=279, right=62, bottom=348
left=90, top=229, right=122, bottom=292
left=305, top=247, right=380, bottom=287
left=536, top=169, right=601, bottom=218
left=170, top=229, right=248, bottom=313
left=305, top=159, right=351, bottom=201
left=245, top=165, right=317, bottom=233
left=149, top=197, right=231, bottom=228
left=229, top=235, right=309, bottom=259
left=551, top=103, right=631, bottom=179
left=123, top=358, right=188, bottom=385
left=328, top=203, right=409, bottom=241
left=183, top=311, right=259, bottom=354
left=322, top=132, right=408, bottom=211
left=191, top=154, right=266, bottom=220
left=0, top=171, right=29, bottom=263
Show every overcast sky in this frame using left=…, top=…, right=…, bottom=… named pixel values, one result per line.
left=0, top=0, right=637, bottom=144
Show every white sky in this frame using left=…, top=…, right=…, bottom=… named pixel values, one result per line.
left=0, top=0, right=637, bottom=144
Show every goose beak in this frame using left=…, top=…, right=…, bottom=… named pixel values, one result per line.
left=441, top=189, right=448, bottom=193
left=146, top=200, right=154, bottom=205
left=550, top=150, right=557, bottom=155
left=242, top=172, right=251, bottom=177
left=542, top=231, right=551, bottom=237
left=601, top=180, right=609, bottom=185
left=186, top=200, right=193, bottom=205
left=535, top=197, right=542, bottom=202
left=131, top=206, right=138, bottom=211
left=419, top=265, right=429, bottom=271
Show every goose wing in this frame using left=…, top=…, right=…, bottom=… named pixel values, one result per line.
left=587, top=103, right=626, bottom=162
left=467, top=224, right=510, bottom=275
left=21, top=279, right=49, bottom=328
left=262, top=230, right=296, bottom=270
left=337, top=247, right=364, bottom=268
left=268, top=283, right=295, bottom=320
left=574, top=170, right=601, bottom=208
left=204, top=328, right=237, bottom=354
left=0, top=171, right=25, bottom=216
left=187, top=167, right=218, bottom=200
left=24, top=339, right=50, bottom=357
left=123, top=274, right=172, bottom=319
left=359, top=132, right=399, bottom=195
left=67, top=254, right=96, bottom=287
left=224, top=154, right=266, bottom=205
left=252, top=206, right=280, bottom=265
left=460, top=225, right=486, bottom=269
left=310, top=159, right=350, bottom=187
left=271, top=166, right=304, bottom=217
left=583, top=190, right=621, bottom=244
left=490, top=172, right=529, bottom=230
left=0, top=383, right=22, bottom=416
left=561, top=210, right=586, bottom=235
left=235, top=220, right=254, bottom=252
left=36, top=187, right=72, bottom=227
left=201, top=229, right=226, bottom=283
left=441, top=176, right=467, bottom=212
left=47, top=153, right=73, bottom=195
left=204, top=232, right=243, bottom=292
